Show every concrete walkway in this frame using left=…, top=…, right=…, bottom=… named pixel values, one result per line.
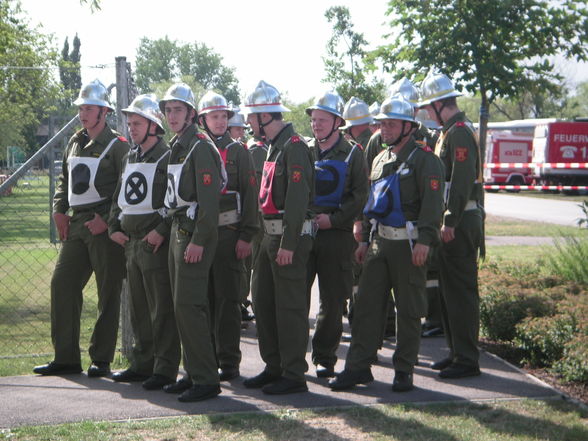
left=485, top=193, right=584, bottom=227
left=0, top=307, right=559, bottom=428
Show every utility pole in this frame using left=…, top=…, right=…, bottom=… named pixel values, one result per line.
left=115, top=56, right=133, bottom=358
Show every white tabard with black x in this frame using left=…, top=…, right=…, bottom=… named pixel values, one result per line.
left=118, top=150, right=170, bottom=215
left=67, top=138, right=117, bottom=207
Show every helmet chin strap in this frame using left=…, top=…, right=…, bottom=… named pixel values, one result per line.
left=431, top=101, right=446, bottom=126
left=139, top=120, right=158, bottom=145
left=257, top=113, right=274, bottom=142
left=89, top=107, right=105, bottom=130
left=317, top=117, right=339, bottom=144
left=388, top=121, right=411, bottom=147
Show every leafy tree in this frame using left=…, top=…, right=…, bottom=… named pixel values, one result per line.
left=372, top=0, right=588, bottom=152
left=0, top=0, right=60, bottom=159
left=58, top=34, right=82, bottom=114
left=322, top=6, right=385, bottom=105
left=283, top=98, right=314, bottom=139
left=135, top=37, right=240, bottom=105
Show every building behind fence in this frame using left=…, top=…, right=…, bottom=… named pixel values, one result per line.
left=0, top=57, right=137, bottom=360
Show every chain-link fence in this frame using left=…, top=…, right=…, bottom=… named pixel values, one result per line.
left=0, top=58, right=137, bottom=363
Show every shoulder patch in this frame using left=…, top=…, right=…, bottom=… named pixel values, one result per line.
left=196, top=133, right=207, bottom=140
left=290, top=135, right=301, bottom=143
left=455, top=121, right=465, bottom=127
left=117, top=136, right=128, bottom=143
left=356, top=143, right=364, bottom=151
left=422, top=144, right=433, bottom=153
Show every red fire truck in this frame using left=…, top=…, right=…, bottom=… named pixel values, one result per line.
left=531, top=120, right=588, bottom=188
left=484, top=131, right=534, bottom=192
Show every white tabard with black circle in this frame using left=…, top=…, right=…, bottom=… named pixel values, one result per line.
left=118, top=151, right=169, bottom=215
left=67, top=138, right=117, bottom=207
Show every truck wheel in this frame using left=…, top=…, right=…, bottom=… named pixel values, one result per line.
left=506, top=176, right=523, bottom=193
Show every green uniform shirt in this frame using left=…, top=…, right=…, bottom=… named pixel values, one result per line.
left=365, top=138, right=444, bottom=247
left=436, top=112, right=482, bottom=228
left=108, top=138, right=171, bottom=238
left=53, top=125, right=130, bottom=217
left=309, top=134, right=368, bottom=231
left=354, top=127, right=373, bottom=150
left=248, top=140, right=269, bottom=188
left=414, top=123, right=439, bottom=150
left=265, top=123, right=314, bottom=251
left=167, top=124, right=222, bottom=246
left=214, top=132, right=259, bottom=243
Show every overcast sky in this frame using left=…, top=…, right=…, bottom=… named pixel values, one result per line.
left=19, top=0, right=588, bottom=104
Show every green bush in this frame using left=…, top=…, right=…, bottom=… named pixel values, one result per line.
left=545, top=235, right=588, bottom=283
left=480, top=287, right=554, bottom=341
left=514, top=314, right=577, bottom=367
left=552, top=333, right=588, bottom=383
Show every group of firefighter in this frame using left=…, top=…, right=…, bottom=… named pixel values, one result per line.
left=33, top=69, right=484, bottom=402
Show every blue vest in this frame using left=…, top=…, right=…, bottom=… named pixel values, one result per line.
left=363, top=148, right=417, bottom=227
left=314, top=145, right=356, bottom=208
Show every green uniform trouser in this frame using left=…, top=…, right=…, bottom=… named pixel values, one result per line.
left=125, top=236, right=180, bottom=378
left=208, top=226, right=244, bottom=369
left=424, top=247, right=442, bottom=328
left=345, top=234, right=427, bottom=374
left=51, top=212, right=125, bottom=364
left=306, top=229, right=355, bottom=368
left=252, top=233, right=313, bottom=381
left=168, top=220, right=219, bottom=385
left=439, top=209, right=483, bottom=367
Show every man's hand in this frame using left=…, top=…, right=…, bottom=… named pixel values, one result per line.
left=184, top=243, right=204, bottom=263
left=53, top=212, right=71, bottom=241
left=276, top=248, right=294, bottom=266
left=355, top=242, right=369, bottom=264
left=411, top=243, right=430, bottom=267
left=110, top=231, right=129, bottom=247
left=441, top=225, right=455, bottom=243
left=314, top=213, right=332, bottom=230
left=235, top=239, right=252, bottom=260
left=142, top=230, right=165, bottom=254
left=84, top=213, right=108, bottom=236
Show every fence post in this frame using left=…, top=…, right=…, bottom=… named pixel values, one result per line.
left=115, top=56, right=133, bottom=359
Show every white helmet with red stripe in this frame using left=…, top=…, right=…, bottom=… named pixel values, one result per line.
left=243, top=80, right=290, bottom=114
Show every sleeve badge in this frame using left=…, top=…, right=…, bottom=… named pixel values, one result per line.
left=430, top=178, right=440, bottom=191
left=202, top=173, right=212, bottom=186
left=455, top=147, right=468, bottom=162
left=292, top=170, right=302, bottom=183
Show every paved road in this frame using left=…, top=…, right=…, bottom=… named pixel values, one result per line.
left=0, top=281, right=560, bottom=429
left=484, top=193, right=584, bottom=226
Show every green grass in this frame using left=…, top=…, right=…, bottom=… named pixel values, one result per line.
left=484, top=244, right=550, bottom=262
left=2, top=399, right=586, bottom=440
left=486, top=215, right=588, bottom=237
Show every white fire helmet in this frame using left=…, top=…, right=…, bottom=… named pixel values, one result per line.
left=197, top=91, right=234, bottom=118
left=341, top=97, right=373, bottom=129
left=390, top=77, right=420, bottom=108
left=158, top=83, right=196, bottom=113
left=305, top=90, right=345, bottom=118
left=418, top=70, right=462, bottom=107
left=375, top=96, right=416, bottom=123
left=73, top=79, right=114, bottom=111
left=122, top=94, right=165, bottom=133
left=243, top=80, right=290, bottom=114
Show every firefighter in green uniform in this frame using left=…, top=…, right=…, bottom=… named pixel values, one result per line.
left=342, top=96, right=374, bottom=149
left=159, top=83, right=224, bottom=402
left=243, top=80, right=315, bottom=395
left=391, top=78, right=443, bottom=338
left=329, top=95, right=444, bottom=392
left=340, top=97, right=373, bottom=330
left=34, top=80, right=129, bottom=377
left=419, top=71, right=484, bottom=378
left=305, top=91, right=368, bottom=378
left=197, top=91, right=258, bottom=382
left=107, top=94, right=180, bottom=390
left=243, top=134, right=269, bottom=322
left=227, top=108, right=257, bottom=322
